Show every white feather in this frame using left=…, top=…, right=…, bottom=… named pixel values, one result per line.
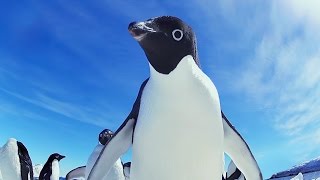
left=51, top=159, right=60, bottom=180
left=131, top=55, right=223, bottom=180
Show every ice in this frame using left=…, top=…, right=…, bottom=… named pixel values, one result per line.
left=33, top=164, right=43, bottom=178
left=291, top=173, right=303, bottom=180
left=270, top=157, right=320, bottom=180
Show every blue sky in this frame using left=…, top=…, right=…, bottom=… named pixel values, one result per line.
left=1, top=0, right=319, bottom=178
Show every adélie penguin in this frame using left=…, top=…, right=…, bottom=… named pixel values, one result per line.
left=85, top=129, right=124, bottom=180
left=123, top=162, right=131, bottom=180
left=0, top=138, right=33, bottom=180
left=87, top=16, right=262, bottom=180
left=66, top=129, right=125, bottom=180
left=39, top=153, right=65, bottom=180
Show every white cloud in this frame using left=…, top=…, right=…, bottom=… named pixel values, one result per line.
left=228, top=0, right=320, bottom=158
left=0, top=87, right=122, bottom=128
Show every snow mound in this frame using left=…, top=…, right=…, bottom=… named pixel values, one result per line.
left=33, top=164, right=43, bottom=177
left=290, top=173, right=303, bottom=180
left=271, top=157, right=320, bottom=178
left=0, top=138, right=21, bottom=180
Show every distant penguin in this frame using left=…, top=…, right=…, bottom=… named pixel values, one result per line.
left=39, top=153, right=65, bottom=180
left=85, top=129, right=125, bottom=180
left=0, top=138, right=33, bottom=180
left=226, top=160, right=245, bottom=180
left=66, top=129, right=125, bottom=180
left=88, top=16, right=262, bottom=180
left=123, top=162, right=131, bottom=180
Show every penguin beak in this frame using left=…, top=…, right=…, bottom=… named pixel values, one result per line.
left=128, top=20, right=156, bottom=41
left=59, top=155, right=66, bottom=160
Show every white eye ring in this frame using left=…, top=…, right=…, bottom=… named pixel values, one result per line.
left=172, top=29, right=183, bottom=41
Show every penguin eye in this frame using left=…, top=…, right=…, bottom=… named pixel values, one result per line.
left=172, top=29, right=183, bottom=41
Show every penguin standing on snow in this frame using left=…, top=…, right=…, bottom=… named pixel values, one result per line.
left=0, top=138, right=33, bottom=180
left=66, top=129, right=125, bottom=180
left=87, top=16, right=262, bottom=180
left=39, top=153, right=65, bottom=180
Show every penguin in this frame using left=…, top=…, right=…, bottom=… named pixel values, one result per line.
left=226, top=160, right=246, bottom=180
left=66, top=129, right=125, bottom=180
left=87, top=16, right=262, bottom=180
left=122, top=161, right=230, bottom=180
left=123, top=162, right=131, bottom=180
left=39, top=153, right=65, bottom=180
left=0, top=138, right=33, bottom=180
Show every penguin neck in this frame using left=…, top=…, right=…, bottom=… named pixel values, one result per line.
left=149, top=55, right=200, bottom=85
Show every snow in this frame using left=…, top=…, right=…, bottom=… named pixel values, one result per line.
left=0, top=138, right=21, bottom=180
left=270, top=157, right=320, bottom=180
left=291, top=173, right=303, bottom=180
left=33, top=164, right=43, bottom=178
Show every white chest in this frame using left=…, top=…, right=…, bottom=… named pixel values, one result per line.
left=131, top=56, right=224, bottom=180
left=51, top=160, right=60, bottom=180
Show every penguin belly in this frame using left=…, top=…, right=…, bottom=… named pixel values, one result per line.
left=0, top=138, right=22, bottom=180
left=131, top=67, right=223, bottom=180
left=51, top=160, right=60, bottom=180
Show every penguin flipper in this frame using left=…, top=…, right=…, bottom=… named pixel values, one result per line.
left=222, top=111, right=263, bottom=180
left=17, top=141, right=33, bottom=180
left=66, top=166, right=86, bottom=180
left=87, top=79, right=149, bottom=180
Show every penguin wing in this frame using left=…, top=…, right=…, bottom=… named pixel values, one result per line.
left=39, top=164, right=51, bottom=180
left=17, top=141, right=33, bottom=180
left=222, top=111, right=262, bottom=180
left=66, top=166, right=86, bottom=180
left=39, top=169, right=51, bottom=180
left=87, top=79, right=149, bottom=180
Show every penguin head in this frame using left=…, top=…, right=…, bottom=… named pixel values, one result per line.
left=123, top=162, right=131, bottom=168
left=128, top=16, right=199, bottom=74
left=48, top=153, right=65, bottom=162
left=98, top=129, right=114, bottom=145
